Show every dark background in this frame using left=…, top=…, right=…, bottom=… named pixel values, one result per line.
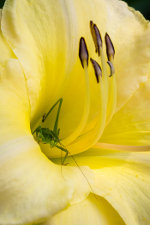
left=0, top=0, right=150, bottom=19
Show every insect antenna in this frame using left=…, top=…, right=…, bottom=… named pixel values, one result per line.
left=68, top=151, right=96, bottom=198
left=58, top=142, right=97, bottom=198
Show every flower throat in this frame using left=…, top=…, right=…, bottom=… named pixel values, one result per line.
left=32, top=20, right=116, bottom=162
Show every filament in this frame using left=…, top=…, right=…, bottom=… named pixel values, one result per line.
left=91, top=46, right=108, bottom=141
left=67, top=47, right=108, bottom=153
left=106, top=56, right=117, bottom=124
left=62, top=62, right=90, bottom=145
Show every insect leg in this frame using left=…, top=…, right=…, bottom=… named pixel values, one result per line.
left=32, top=126, right=41, bottom=135
left=56, top=144, right=68, bottom=165
left=42, top=98, right=63, bottom=127
left=53, top=98, right=63, bottom=135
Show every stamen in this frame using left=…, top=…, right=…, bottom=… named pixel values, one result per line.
left=68, top=55, right=107, bottom=152
left=66, top=25, right=107, bottom=151
left=93, top=24, right=102, bottom=56
left=66, top=25, right=116, bottom=152
left=79, top=37, right=89, bottom=68
left=107, top=61, right=115, bottom=77
left=90, top=21, right=102, bottom=56
left=105, top=33, right=115, bottom=61
left=90, top=58, right=102, bottom=83
left=90, top=57, right=107, bottom=140
left=90, top=23, right=108, bottom=91
left=90, top=22, right=108, bottom=141
left=105, top=34, right=117, bottom=124
left=62, top=37, right=90, bottom=145
left=106, top=72, right=117, bottom=124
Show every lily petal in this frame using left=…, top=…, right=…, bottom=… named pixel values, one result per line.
left=100, top=79, right=150, bottom=146
left=0, top=58, right=70, bottom=224
left=2, top=0, right=80, bottom=123
left=63, top=148, right=150, bottom=225
left=0, top=60, right=30, bottom=145
left=94, top=157, right=150, bottom=225
left=0, top=45, right=92, bottom=225
left=2, top=0, right=150, bottom=156
left=42, top=194, right=125, bottom=225
left=0, top=135, right=94, bottom=225
left=0, top=10, right=15, bottom=66
left=0, top=136, right=71, bottom=225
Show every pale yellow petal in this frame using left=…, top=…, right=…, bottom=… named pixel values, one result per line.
left=0, top=65, right=91, bottom=223
left=94, top=163, right=150, bottom=225
left=62, top=148, right=150, bottom=225
left=0, top=8, right=93, bottom=224
left=2, top=0, right=150, bottom=156
left=0, top=58, right=69, bottom=224
left=0, top=136, right=72, bottom=225
left=0, top=7, right=28, bottom=143
left=0, top=135, right=92, bottom=225
left=42, top=194, right=125, bottom=225
left=100, top=79, right=150, bottom=146
left=106, top=3, right=150, bottom=110
left=0, top=9, right=15, bottom=67
left=2, top=0, right=80, bottom=123
left=0, top=59, right=30, bottom=144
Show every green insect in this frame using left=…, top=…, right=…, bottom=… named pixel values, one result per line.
left=33, top=98, right=95, bottom=194
left=33, top=98, right=68, bottom=164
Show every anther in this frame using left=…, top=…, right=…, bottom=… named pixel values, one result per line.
left=107, top=61, right=115, bottom=77
left=93, top=24, right=102, bottom=56
left=90, top=58, right=102, bottom=83
left=79, top=37, right=89, bottom=68
left=90, top=21, right=102, bottom=56
left=90, top=21, right=97, bottom=53
left=105, top=33, right=115, bottom=61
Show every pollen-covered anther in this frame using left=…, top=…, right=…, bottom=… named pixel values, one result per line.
left=90, top=21, right=102, bottom=56
left=79, top=37, right=89, bottom=68
left=107, top=61, right=115, bottom=77
left=90, top=58, right=102, bottom=83
left=105, top=33, right=115, bottom=61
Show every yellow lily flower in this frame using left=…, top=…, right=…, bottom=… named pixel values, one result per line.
left=0, top=0, right=150, bottom=224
